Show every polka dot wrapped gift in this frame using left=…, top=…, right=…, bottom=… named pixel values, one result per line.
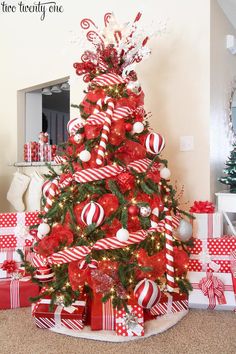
left=115, top=301, right=144, bottom=337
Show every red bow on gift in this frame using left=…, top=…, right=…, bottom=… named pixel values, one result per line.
left=1, top=260, right=18, bottom=273
left=199, top=272, right=226, bottom=309
left=189, top=201, right=215, bottom=214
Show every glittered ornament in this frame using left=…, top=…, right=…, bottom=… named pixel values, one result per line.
left=79, top=150, right=91, bottom=162
left=117, top=172, right=135, bottom=193
left=128, top=204, right=139, bottom=216
left=81, top=201, right=105, bottom=227
left=116, top=228, right=129, bottom=242
left=132, top=122, right=144, bottom=134
left=34, top=266, right=54, bottom=282
left=37, top=222, right=50, bottom=236
left=134, top=278, right=161, bottom=308
left=139, top=206, right=151, bottom=217
left=125, top=123, right=133, bottom=132
left=175, top=219, right=193, bottom=242
left=145, top=132, right=165, bottom=155
left=160, top=167, right=171, bottom=180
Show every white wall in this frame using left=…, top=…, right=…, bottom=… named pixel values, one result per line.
left=25, top=91, right=42, bottom=142
left=0, top=0, right=211, bottom=211
left=210, top=0, right=236, bottom=200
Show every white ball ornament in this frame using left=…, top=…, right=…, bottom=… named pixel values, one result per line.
left=73, top=133, right=83, bottom=144
left=116, top=228, right=130, bottom=242
left=37, top=223, right=50, bottom=236
left=140, top=206, right=151, bottom=217
left=79, top=150, right=91, bottom=162
left=132, top=122, right=144, bottom=134
left=160, top=167, right=171, bottom=180
left=175, top=219, right=193, bottom=242
left=134, top=278, right=161, bottom=308
left=37, top=232, right=44, bottom=240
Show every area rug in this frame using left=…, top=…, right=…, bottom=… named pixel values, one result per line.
left=50, top=309, right=188, bottom=342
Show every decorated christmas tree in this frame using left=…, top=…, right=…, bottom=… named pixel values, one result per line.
left=219, top=143, right=236, bottom=193
left=25, top=13, right=193, bottom=333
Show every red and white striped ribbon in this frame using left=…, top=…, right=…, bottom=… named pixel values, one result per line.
left=86, top=107, right=131, bottom=125
left=96, top=97, right=115, bottom=166
left=165, top=211, right=175, bottom=292
left=92, top=73, right=126, bottom=86
left=73, top=158, right=159, bottom=183
left=44, top=178, right=60, bottom=213
left=10, top=279, right=20, bottom=309
left=53, top=155, right=67, bottom=165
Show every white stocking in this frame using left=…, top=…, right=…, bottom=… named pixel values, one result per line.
left=25, top=171, right=45, bottom=211
left=7, top=172, right=30, bottom=212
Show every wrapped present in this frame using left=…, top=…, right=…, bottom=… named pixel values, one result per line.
left=115, top=301, right=144, bottom=337
left=32, top=298, right=86, bottom=330
left=190, top=201, right=222, bottom=239
left=24, top=142, right=39, bottom=162
left=188, top=237, right=236, bottom=273
left=150, top=292, right=188, bottom=316
left=0, top=212, right=39, bottom=249
left=0, top=249, right=30, bottom=278
left=0, top=277, right=39, bottom=309
left=90, top=293, right=115, bottom=330
left=188, top=271, right=236, bottom=310
left=192, top=212, right=223, bottom=239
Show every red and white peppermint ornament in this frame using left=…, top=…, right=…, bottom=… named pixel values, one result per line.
left=134, top=278, right=161, bottom=309
left=67, top=118, right=84, bottom=136
left=145, top=133, right=165, bottom=155
left=79, top=259, right=98, bottom=270
left=81, top=201, right=105, bottom=227
left=34, top=266, right=54, bottom=283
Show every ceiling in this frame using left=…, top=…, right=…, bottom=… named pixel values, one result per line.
left=218, top=0, right=236, bottom=29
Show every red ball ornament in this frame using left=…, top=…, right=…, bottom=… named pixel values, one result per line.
left=145, top=133, right=165, bottom=155
left=97, top=194, right=119, bottom=216
left=125, top=123, right=133, bottom=132
left=34, top=266, right=54, bottom=282
left=81, top=201, right=105, bottom=227
left=134, top=278, right=161, bottom=308
left=128, top=204, right=139, bottom=216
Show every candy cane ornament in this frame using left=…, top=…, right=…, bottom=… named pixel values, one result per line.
left=165, top=210, right=175, bottom=292
left=96, top=97, right=115, bottom=166
left=44, top=178, right=59, bottom=213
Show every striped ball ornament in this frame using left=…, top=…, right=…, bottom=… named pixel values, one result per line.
left=145, top=133, right=165, bottom=155
left=67, top=118, right=84, bottom=136
left=81, top=201, right=105, bottom=227
left=34, top=266, right=54, bottom=283
left=134, top=278, right=161, bottom=309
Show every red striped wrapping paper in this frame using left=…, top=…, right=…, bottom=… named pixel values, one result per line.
left=32, top=298, right=86, bottom=330
left=0, top=278, right=39, bottom=309
left=90, top=293, right=115, bottom=331
left=150, top=292, right=188, bottom=316
left=192, top=212, right=223, bottom=239
left=188, top=237, right=236, bottom=273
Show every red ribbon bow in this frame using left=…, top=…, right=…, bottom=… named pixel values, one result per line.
left=190, top=201, right=215, bottom=214
left=198, top=272, right=226, bottom=309
left=1, top=260, right=18, bottom=273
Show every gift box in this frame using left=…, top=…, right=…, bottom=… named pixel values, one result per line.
left=192, top=212, right=223, bottom=239
left=0, top=277, right=39, bottom=309
left=150, top=292, right=188, bottom=316
left=90, top=293, right=115, bottom=330
left=115, top=301, right=144, bottom=337
left=32, top=298, right=86, bottom=330
left=24, top=142, right=39, bottom=162
left=188, top=271, right=236, bottom=310
left=0, top=248, right=31, bottom=278
left=0, top=211, right=39, bottom=249
left=188, top=237, right=236, bottom=273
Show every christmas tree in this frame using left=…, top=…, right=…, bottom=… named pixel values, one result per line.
left=219, top=143, right=236, bottom=192
left=26, top=13, right=193, bottom=323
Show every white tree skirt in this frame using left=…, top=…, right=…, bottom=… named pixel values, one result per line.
left=50, top=310, right=188, bottom=342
